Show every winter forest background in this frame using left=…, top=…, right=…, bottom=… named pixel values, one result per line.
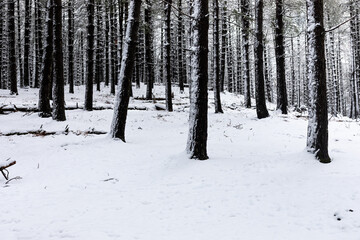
left=1, top=0, right=360, bottom=239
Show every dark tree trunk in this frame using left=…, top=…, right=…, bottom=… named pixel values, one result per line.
left=187, top=0, right=209, bottom=160
left=34, top=0, right=43, bottom=89
left=17, top=0, right=23, bottom=89
left=52, top=0, right=66, bottom=121
left=213, top=0, right=223, bottom=113
left=95, top=0, right=103, bottom=92
left=85, top=0, right=95, bottom=111
left=110, top=1, right=116, bottom=95
left=254, top=0, right=269, bottom=119
left=275, top=0, right=288, bottom=114
left=110, top=0, right=142, bottom=142
left=105, top=2, right=110, bottom=87
left=145, top=0, right=155, bottom=100
left=9, top=0, right=18, bottom=95
left=0, top=3, right=2, bottom=90
left=24, top=0, right=31, bottom=87
left=306, top=0, right=330, bottom=163
left=241, top=0, right=251, bottom=108
left=164, top=0, right=173, bottom=111
left=68, top=0, right=74, bottom=94
left=38, top=0, right=54, bottom=118
left=220, top=0, right=228, bottom=92
left=178, top=0, right=185, bottom=93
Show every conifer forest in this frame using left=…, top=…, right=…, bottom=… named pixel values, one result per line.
left=1, top=0, right=360, bottom=239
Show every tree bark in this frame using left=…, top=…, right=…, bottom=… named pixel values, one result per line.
left=241, top=0, right=251, bottom=108
left=187, top=0, right=209, bottom=160
left=164, top=0, right=173, bottom=112
left=275, top=0, right=288, bottom=114
left=38, top=0, right=54, bottom=118
left=306, top=0, right=331, bottom=163
left=68, top=0, right=74, bottom=94
left=254, top=0, right=269, bottom=119
left=110, top=0, right=142, bottom=142
left=213, top=0, right=223, bottom=113
left=145, top=0, right=155, bottom=100
left=8, top=0, right=18, bottom=95
left=52, top=0, right=66, bottom=121
left=85, top=0, right=95, bottom=111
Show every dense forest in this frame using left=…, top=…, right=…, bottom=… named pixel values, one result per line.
left=0, top=0, right=359, bottom=162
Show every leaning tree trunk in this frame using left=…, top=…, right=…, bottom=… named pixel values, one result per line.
left=254, top=0, right=269, bottom=119
left=8, top=0, right=18, bottom=95
left=275, top=0, right=288, bottom=114
left=110, top=0, right=142, bottom=142
left=187, top=0, right=209, bottom=160
left=306, top=0, right=331, bottom=163
left=164, top=0, right=173, bottom=111
left=52, top=0, right=66, bottom=121
left=213, top=0, right=223, bottom=113
left=38, top=0, right=54, bottom=118
left=85, top=0, right=95, bottom=111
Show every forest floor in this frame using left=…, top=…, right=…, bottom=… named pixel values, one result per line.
left=1, top=84, right=360, bottom=240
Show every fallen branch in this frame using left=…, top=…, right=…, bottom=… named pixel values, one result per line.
left=0, top=159, right=17, bottom=180
left=0, top=129, right=107, bottom=137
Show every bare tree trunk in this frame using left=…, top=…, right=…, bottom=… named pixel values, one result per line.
left=38, top=0, right=54, bottom=118
left=24, top=0, right=31, bottom=87
left=68, top=0, right=74, bottom=93
left=178, top=0, right=185, bottom=93
left=254, top=0, right=269, bottom=119
left=85, top=0, right=95, bottom=111
left=187, top=0, right=209, bottom=160
left=110, top=0, right=142, bottom=141
left=164, top=0, right=173, bottom=112
left=306, top=0, right=330, bottom=163
left=52, top=0, right=66, bottom=121
left=275, top=0, right=288, bottom=114
left=9, top=0, right=18, bottom=95
left=213, top=0, right=223, bottom=113
left=145, top=0, right=155, bottom=100
left=17, top=0, right=23, bottom=89
left=241, top=0, right=251, bottom=108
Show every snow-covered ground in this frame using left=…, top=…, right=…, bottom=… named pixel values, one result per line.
left=1, top=84, right=360, bottom=240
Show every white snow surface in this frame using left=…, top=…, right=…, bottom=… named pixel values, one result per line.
left=1, top=84, right=360, bottom=240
